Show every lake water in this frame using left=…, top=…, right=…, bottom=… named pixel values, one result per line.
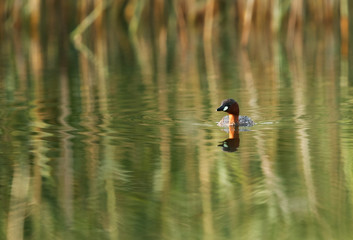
left=1, top=28, right=353, bottom=240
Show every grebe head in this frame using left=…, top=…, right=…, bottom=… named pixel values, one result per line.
left=216, top=99, right=239, bottom=116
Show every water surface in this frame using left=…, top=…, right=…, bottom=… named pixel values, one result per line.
left=1, top=29, right=353, bottom=240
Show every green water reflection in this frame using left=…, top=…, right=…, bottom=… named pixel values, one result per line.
left=1, top=28, right=353, bottom=240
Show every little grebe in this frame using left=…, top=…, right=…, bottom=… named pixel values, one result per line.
left=216, top=99, right=254, bottom=127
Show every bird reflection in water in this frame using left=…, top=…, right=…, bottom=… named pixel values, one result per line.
left=218, top=126, right=240, bottom=152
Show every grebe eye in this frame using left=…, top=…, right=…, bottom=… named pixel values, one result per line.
left=223, top=106, right=229, bottom=111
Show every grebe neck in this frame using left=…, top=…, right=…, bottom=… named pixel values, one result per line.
left=228, top=114, right=239, bottom=125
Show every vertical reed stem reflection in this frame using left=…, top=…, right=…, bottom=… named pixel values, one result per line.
left=290, top=33, right=318, bottom=219
left=199, top=145, right=214, bottom=240
left=155, top=27, right=172, bottom=238
left=58, top=67, right=74, bottom=226
left=96, top=27, right=119, bottom=239
left=28, top=28, right=52, bottom=239
left=7, top=162, right=30, bottom=240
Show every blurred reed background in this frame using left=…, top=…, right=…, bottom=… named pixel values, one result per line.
left=1, top=0, right=351, bottom=73
left=1, top=1, right=348, bottom=32
left=0, top=0, right=348, bottom=40
left=1, top=0, right=351, bottom=83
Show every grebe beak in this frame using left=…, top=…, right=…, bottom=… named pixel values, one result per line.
left=217, top=105, right=228, bottom=111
